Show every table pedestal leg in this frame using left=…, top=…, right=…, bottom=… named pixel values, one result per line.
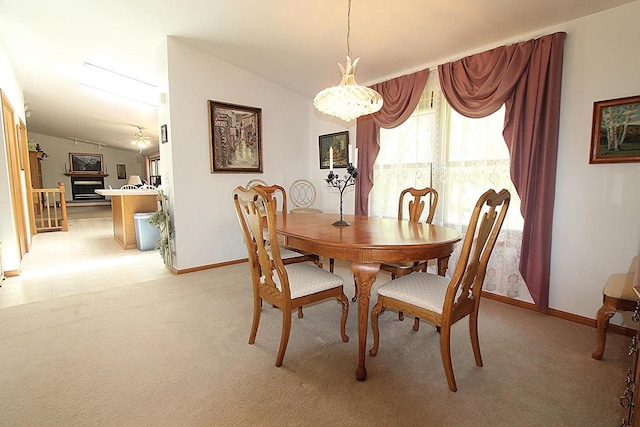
left=351, top=261, right=380, bottom=382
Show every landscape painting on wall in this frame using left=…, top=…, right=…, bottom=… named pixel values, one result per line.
left=590, top=94, right=640, bottom=164
left=70, top=153, right=103, bottom=173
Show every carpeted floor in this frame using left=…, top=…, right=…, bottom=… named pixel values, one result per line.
left=0, top=261, right=631, bottom=426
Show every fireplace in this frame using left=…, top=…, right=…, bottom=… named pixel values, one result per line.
left=70, top=177, right=105, bottom=200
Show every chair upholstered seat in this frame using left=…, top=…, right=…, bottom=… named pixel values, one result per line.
left=369, top=189, right=511, bottom=392
left=378, top=186, right=439, bottom=328
left=270, top=263, right=344, bottom=299
left=603, top=273, right=638, bottom=301
left=378, top=272, right=448, bottom=314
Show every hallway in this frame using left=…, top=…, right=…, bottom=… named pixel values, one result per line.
left=0, top=206, right=172, bottom=309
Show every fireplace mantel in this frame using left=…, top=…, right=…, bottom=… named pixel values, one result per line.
left=65, top=173, right=109, bottom=177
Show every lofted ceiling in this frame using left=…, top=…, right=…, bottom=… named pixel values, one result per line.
left=0, top=0, right=635, bottom=154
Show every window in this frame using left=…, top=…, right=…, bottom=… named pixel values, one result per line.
left=371, top=81, right=439, bottom=223
left=148, top=156, right=161, bottom=187
left=370, top=76, right=531, bottom=302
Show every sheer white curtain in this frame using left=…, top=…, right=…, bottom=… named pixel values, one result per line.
left=371, top=76, right=441, bottom=223
left=370, top=75, right=532, bottom=302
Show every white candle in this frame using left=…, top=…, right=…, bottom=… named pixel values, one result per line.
left=329, top=147, right=333, bottom=171
left=354, top=147, right=358, bottom=167
left=349, top=144, right=353, bottom=164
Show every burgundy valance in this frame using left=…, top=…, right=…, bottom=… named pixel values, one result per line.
left=438, top=32, right=566, bottom=310
left=355, top=69, right=429, bottom=215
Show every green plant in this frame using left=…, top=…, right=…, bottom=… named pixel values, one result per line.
left=148, top=190, right=174, bottom=267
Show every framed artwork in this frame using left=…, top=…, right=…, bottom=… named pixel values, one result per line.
left=116, top=164, right=126, bottom=180
left=69, top=153, right=103, bottom=173
left=590, top=94, right=640, bottom=164
left=208, top=100, right=263, bottom=173
left=319, top=131, right=349, bottom=169
left=161, top=124, right=168, bottom=143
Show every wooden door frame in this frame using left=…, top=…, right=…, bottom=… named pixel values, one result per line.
left=17, top=118, right=36, bottom=234
left=1, top=90, right=29, bottom=259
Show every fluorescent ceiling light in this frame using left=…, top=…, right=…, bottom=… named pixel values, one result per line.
left=80, top=62, right=158, bottom=107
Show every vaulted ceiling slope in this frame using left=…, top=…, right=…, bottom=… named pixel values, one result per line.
left=0, top=0, right=635, bottom=152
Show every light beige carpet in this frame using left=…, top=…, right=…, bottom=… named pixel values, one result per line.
left=0, top=262, right=631, bottom=426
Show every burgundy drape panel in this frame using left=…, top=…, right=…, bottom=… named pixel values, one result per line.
left=438, top=32, right=566, bottom=310
left=355, top=69, right=429, bottom=215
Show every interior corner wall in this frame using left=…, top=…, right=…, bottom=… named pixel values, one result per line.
left=0, top=41, right=25, bottom=272
left=163, top=37, right=311, bottom=270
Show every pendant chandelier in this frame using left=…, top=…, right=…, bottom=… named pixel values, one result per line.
left=313, top=0, right=383, bottom=122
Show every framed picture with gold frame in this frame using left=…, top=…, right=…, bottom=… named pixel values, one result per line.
left=319, top=131, right=349, bottom=169
left=590, top=94, right=640, bottom=164
left=208, top=100, right=263, bottom=173
left=116, top=164, right=126, bottom=180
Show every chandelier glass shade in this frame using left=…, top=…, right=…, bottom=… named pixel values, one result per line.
left=313, top=0, right=383, bottom=122
left=314, top=56, right=383, bottom=122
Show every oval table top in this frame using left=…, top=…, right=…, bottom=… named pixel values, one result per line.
left=275, top=212, right=462, bottom=264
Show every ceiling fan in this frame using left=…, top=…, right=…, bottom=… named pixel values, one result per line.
left=128, top=126, right=156, bottom=153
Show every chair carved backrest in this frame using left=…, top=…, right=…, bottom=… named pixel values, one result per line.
left=120, top=184, right=139, bottom=189
left=444, top=189, right=510, bottom=320
left=233, top=186, right=291, bottom=300
left=253, top=184, right=287, bottom=213
left=398, top=187, right=439, bottom=223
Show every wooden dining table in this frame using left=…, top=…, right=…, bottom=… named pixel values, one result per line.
left=274, top=212, right=462, bottom=381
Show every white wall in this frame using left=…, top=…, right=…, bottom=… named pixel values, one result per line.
left=28, top=132, right=145, bottom=198
left=162, top=37, right=312, bottom=270
left=547, top=4, right=640, bottom=321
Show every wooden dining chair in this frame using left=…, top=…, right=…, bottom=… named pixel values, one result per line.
left=592, top=255, right=640, bottom=360
left=233, top=186, right=349, bottom=367
left=253, top=184, right=323, bottom=268
left=245, top=178, right=268, bottom=188
left=379, top=187, right=438, bottom=329
left=369, top=189, right=510, bottom=392
left=253, top=184, right=324, bottom=318
left=381, top=187, right=439, bottom=277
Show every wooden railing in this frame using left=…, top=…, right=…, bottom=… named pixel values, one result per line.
left=32, top=182, right=68, bottom=233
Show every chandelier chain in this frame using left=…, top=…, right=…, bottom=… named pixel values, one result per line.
left=346, top=0, right=351, bottom=57
left=313, top=0, right=383, bottom=122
